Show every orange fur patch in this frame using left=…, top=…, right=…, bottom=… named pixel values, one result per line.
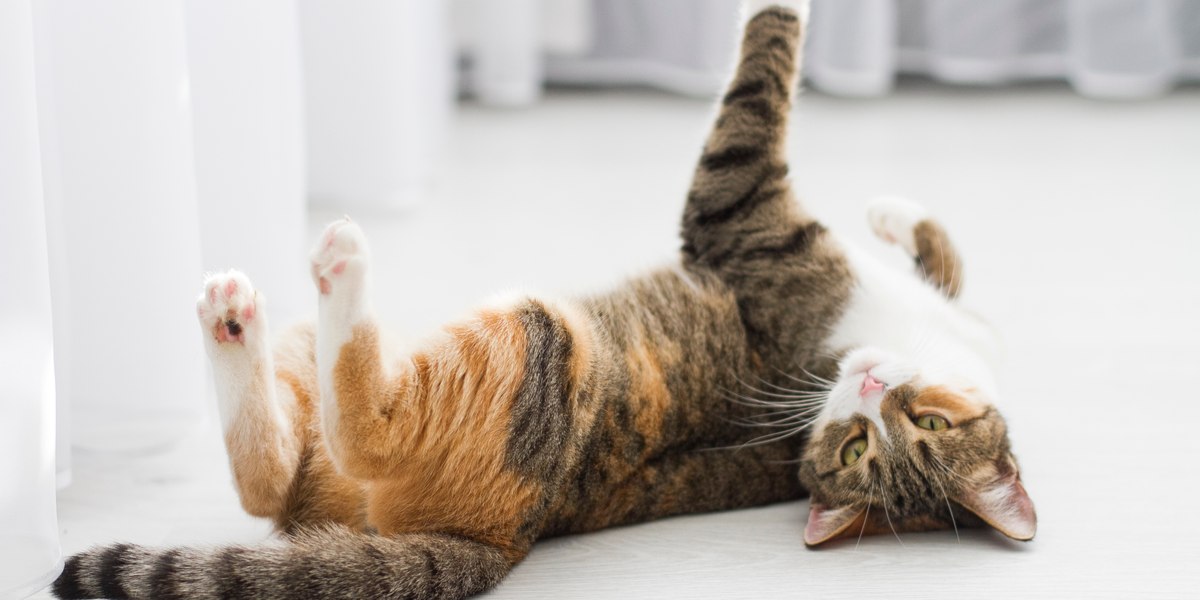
left=625, top=339, right=672, bottom=454
left=330, top=309, right=544, bottom=560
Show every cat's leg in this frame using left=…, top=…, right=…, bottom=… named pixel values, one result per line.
left=867, top=196, right=964, bottom=298
left=197, top=270, right=300, bottom=519
left=309, top=218, right=595, bottom=553
left=681, top=0, right=848, bottom=369
left=197, top=272, right=364, bottom=532
left=60, top=257, right=528, bottom=599
left=681, top=0, right=819, bottom=270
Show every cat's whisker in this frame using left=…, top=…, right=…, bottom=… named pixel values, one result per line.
left=737, top=404, right=824, bottom=420
left=719, top=410, right=817, bottom=431
left=929, top=454, right=971, bottom=487
left=720, top=387, right=828, bottom=406
left=774, top=366, right=836, bottom=390
left=878, top=482, right=905, bottom=548
left=800, top=367, right=837, bottom=387
left=855, top=486, right=874, bottom=551
left=748, top=402, right=823, bottom=414
left=724, top=384, right=824, bottom=400
left=739, top=411, right=822, bottom=428
left=935, top=478, right=960, bottom=544
left=752, top=374, right=830, bottom=397
left=719, top=389, right=799, bottom=407
left=734, top=376, right=830, bottom=399
left=708, top=417, right=822, bottom=451
left=720, top=392, right=825, bottom=411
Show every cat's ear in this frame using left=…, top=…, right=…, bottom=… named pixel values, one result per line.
left=955, top=456, right=1037, bottom=541
left=804, top=503, right=866, bottom=547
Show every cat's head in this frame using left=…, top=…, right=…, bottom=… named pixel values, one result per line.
left=797, top=346, right=1036, bottom=546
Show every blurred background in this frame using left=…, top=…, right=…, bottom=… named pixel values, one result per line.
left=2, top=0, right=1199, bottom=598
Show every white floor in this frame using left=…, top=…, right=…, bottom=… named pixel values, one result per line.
left=41, top=83, right=1200, bottom=599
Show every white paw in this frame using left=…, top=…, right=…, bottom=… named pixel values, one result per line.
left=744, top=0, right=809, bottom=23
left=309, top=217, right=370, bottom=298
left=197, top=270, right=262, bottom=346
left=867, top=196, right=929, bottom=257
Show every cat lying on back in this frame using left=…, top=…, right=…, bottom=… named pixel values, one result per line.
left=54, top=1, right=1034, bottom=598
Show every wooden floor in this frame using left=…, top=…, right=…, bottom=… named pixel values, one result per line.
left=39, top=83, right=1200, bottom=599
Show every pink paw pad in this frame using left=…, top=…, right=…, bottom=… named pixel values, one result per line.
left=198, top=271, right=257, bottom=345
left=309, top=217, right=367, bottom=296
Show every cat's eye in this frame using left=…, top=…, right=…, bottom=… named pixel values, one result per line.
left=841, top=438, right=868, bottom=466
left=915, top=414, right=950, bottom=431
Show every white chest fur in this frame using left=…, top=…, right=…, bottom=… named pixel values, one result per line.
left=825, top=236, right=1002, bottom=399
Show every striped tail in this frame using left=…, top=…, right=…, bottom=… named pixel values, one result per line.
left=682, top=0, right=820, bottom=270
left=51, top=528, right=510, bottom=600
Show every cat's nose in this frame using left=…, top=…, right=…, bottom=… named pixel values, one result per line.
left=860, top=373, right=885, bottom=398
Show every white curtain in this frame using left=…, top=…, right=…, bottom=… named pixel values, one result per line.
left=543, top=0, right=1200, bottom=99
left=33, top=0, right=210, bottom=453
left=6, top=2, right=441, bottom=596
left=185, top=0, right=311, bottom=326
left=456, top=0, right=593, bottom=104
left=0, top=0, right=61, bottom=594
left=299, top=0, right=454, bottom=212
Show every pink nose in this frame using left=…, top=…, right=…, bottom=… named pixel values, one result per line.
left=860, top=373, right=885, bottom=397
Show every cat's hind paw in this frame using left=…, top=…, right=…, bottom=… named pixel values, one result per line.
left=197, top=270, right=261, bottom=346
left=309, top=217, right=370, bottom=298
left=867, top=196, right=929, bottom=257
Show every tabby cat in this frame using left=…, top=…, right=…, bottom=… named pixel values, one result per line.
left=53, top=1, right=1034, bottom=598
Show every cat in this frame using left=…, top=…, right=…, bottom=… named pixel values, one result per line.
left=52, top=1, right=1034, bottom=598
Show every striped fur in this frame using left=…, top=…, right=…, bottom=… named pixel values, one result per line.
left=56, top=528, right=507, bottom=600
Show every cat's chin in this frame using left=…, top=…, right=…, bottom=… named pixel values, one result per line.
left=837, top=347, right=892, bottom=378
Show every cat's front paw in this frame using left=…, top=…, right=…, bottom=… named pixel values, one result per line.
left=867, top=196, right=929, bottom=257
left=309, top=217, right=370, bottom=297
left=744, top=0, right=810, bottom=23
left=197, top=270, right=261, bottom=346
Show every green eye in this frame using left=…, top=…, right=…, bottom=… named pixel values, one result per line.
left=841, top=438, right=868, bottom=466
left=916, top=414, right=950, bottom=431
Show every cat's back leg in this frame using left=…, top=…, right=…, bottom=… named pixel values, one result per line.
left=309, top=218, right=598, bottom=554
left=54, top=224, right=598, bottom=599
left=867, top=196, right=964, bottom=298
left=197, top=270, right=365, bottom=531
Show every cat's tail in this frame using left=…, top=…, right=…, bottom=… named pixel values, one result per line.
left=51, top=527, right=511, bottom=600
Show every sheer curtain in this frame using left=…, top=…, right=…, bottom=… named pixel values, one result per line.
left=542, top=0, right=1200, bottom=99
left=33, top=0, right=210, bottom=454
left=0, top=0, right=60, bottom=594
left=8, top=0, right=450, bottom=572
